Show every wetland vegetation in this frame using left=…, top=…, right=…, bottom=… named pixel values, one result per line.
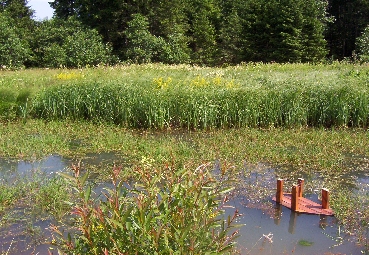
left=1, top=63, right=369, bottom=254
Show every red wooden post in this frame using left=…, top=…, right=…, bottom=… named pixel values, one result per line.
left=297, top=178, right=304, bottom=197
left=276, top=179, right=284, bottom=204
left=291, top=185, right=299, bottom=211
left=322, top=188, right=329, bottom=209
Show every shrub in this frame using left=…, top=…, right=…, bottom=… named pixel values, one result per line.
left=51, top=161, right=240, bottom=254
left=125, top=14, right=190, bottom=64
left=0, top=12, right=31, bottom=69
left=30, top=17, right=115, bottom=68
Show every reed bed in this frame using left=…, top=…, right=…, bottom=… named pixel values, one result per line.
left=31, top=63, right=369, bottom=129
left=1, top=62, right=369, bottom=128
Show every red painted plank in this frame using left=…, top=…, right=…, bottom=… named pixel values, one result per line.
left=272, top=193, right=334, bottom=216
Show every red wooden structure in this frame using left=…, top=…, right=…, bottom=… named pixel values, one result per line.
left=272, top=178, right=334, bottom=216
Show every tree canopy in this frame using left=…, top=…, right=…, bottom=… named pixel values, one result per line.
left=1, top=0, right=369, bottom=68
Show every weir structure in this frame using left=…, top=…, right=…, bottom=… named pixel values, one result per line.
left=272, top=178, right=334, bottom=216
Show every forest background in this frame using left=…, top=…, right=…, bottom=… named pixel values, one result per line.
left=1, top=0, right=369, bottom=69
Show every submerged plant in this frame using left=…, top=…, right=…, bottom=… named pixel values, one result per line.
left=298, top=239, right=314, bottom=246
left=331, top=187, right=369, bottom=251
left=51, top=160, right=240, bottom=254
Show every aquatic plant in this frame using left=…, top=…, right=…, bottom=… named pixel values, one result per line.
left=0, top=170, right=72, bottom=223
left=331, top=187, right=369, bottom=250
left=51, top=160, right=240, bottom=254
left=298, top=239, right=314, bottom=246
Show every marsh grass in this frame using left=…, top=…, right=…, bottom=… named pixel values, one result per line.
left=0, top=62, right=362, bottom=128
left=32, top=75, right=369, bottom=128
left=1, top=120, right=368, bottom=175
left=0, top=169, right=74, bottom=254
left=331, top=187, right=369, bottom=249
left=0, top=170, right=72, bottom=223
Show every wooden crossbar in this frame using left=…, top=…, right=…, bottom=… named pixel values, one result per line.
left=272, top=179, right=334, bottom=216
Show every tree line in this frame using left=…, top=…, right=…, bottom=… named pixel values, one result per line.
left=1, top=0, right=369, bottom=69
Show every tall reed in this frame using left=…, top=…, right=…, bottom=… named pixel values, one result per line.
left=32, top=74, right=369, bottom=129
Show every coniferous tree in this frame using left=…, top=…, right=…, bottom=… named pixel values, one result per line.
left=218, top=0, right=245, bottom=63
left=300, top=0, right=329, bottom=62
left=48, top=0, right=331, bottom=64
left=240, top=0, right=327, bottom=63
left=0, top=0, right=34, bottom=23
left=49, top=0, right=75, bottom=18
left=326, top=0, right=369, bottom=59
left=187, top=0, right=220, bottom=65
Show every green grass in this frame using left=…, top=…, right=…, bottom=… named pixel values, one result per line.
left=0, top=171, right=72, bottom=223
left=1, top=120, right=368, bottom=174
left=30, top=63, right=369, bottom=128
left=2, top=62, right=369, bottom=128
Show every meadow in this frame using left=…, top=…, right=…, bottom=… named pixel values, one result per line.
left=1, top=63, right=369, bottom=253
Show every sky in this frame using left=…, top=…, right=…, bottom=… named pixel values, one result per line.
left=28, top=0, right=54, bottom=20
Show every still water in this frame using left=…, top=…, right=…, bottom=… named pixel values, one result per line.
left=0, top=155, right=365, bottom=254
left=226, top=198, right=362, bottom=255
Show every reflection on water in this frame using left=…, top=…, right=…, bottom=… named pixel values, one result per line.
left=231, top=162, right=367, bottom=254
left=0, top=152, right=126, bottom=179
left=0, top=154, right=69, bottom=177
left=0, top=156, right=368, bottom=254
left=227, top=198, right=361, bottom=255
left=0, top=207, right=54, bottom=255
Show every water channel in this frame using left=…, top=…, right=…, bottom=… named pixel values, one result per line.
left=0, top=155, right=366, bottom=254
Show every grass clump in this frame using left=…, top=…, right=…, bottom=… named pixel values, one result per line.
left=0, top=171, right=72, bottom=223
left=331, top=187, right=369, bottom=248
left=0, top=182, right=23, bottom=214
left=51, top=160, right=240, bottom=254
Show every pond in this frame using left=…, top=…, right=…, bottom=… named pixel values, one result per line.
left=227, top=198, right=362, bottom=255
left=0, top=155, right=366, bottom=254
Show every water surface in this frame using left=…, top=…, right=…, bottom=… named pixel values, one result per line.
left=0, top=155, right=366, bottom=254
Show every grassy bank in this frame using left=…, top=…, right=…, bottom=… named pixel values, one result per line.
left=1, top=120, right=368, bottom=174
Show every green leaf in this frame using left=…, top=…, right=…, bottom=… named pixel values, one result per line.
left=110, top=218, right=124, bottom=229
left=84, top=185, right=91, bottom=204
left=80, top=171, right=89, bottom=186
left=57, top=172, right=76, bottom=183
